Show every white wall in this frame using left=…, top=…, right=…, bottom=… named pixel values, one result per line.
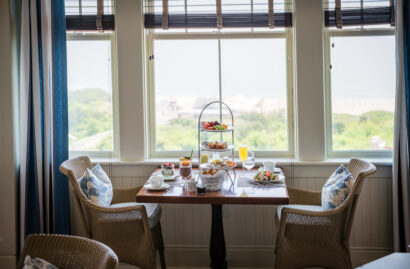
left=294, top=0, right=326, bottom=161
left=0, top=0, right=18, bottom=268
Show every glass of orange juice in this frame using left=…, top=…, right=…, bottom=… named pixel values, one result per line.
left=239, top=144, right=248, bottom=177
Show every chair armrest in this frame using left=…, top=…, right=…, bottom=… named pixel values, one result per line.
left=287, top=187, right=322, bottom=206
left=17, top=234, right=118, bottom=269
left=111, top=186, right=141, bottom=204
left=85, top=204, right=156, bottom=269
left=277, top=206, right=343, bottom=240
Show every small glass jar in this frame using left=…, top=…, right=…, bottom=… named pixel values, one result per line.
left=187, top=178, right=197, bottom=192
left=161, top=163, right=175, bottom=178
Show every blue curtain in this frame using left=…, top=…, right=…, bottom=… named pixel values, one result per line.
left=51, top=0, right=70, bottom=235
left=19, top=0, right=69, bottom=243
left=393, top=0, right=410, bottom=253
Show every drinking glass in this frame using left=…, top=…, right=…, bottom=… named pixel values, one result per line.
left=238, top=144, right=248, bottom=177
left=244, top=152, right=255, bottom=177
left=179, top=159, right=192, bottom=185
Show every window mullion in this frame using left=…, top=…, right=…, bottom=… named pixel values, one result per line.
left=218, top=38, right=223, bottom=123
left=294, top=0, right=326, bottom=161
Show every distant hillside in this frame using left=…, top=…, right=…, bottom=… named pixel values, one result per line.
left=68, top=88, right=113, bottom=151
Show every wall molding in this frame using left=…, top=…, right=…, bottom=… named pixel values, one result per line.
left=0, top=256, right=17, bottom=269
left=162, top=245, right=393, bottom=268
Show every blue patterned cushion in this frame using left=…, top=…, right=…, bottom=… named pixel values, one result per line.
left=78, top=168, right=112, bottom=207
left=24, top=255, right=58, bottom=269
left=90, top=163, right=113, bottom=204
left=321, top=165, right=354, bottom=210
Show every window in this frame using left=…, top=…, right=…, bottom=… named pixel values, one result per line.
left=324, top=0, right=396, bottom=157
left=325, top=31, right=395, bottom=155
left=147, top=33, right=292, bottom=157
left=66, top=0, right=117, bottom=156
left=145, top=0, right=293, bottom=157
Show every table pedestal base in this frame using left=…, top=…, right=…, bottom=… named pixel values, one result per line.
left=210, top=204, right=227, bottom=269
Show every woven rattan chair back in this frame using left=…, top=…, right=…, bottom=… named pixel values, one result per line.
left=275, top=158, right=376, bottom=269
left=343, top=158, right=377, bottom=243
left=60, top=156, right=94, bottom=237
left=59, top=156, right=157, bottom=269
left=17, top=234, right=118, bottom=269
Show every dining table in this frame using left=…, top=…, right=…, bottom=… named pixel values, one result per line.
left=136, top=167, right=290, bottom=269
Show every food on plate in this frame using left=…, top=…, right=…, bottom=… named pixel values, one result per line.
left=161, top=163, right=175, bottom=177
left=209, top=159, right=236, bottom=169
left=202, top=121, right=229, bottom=131
left=202, top=141, right=228, bottom=150
left=224, top=160, right=236, bottom=167
left=253, top=170, right=279, bottom=181
left=202, top=168, right=221, bottom=176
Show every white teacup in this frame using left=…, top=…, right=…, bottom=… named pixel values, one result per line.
left=263, top=161, right=276, bottom=171
left=151, top=176, right=164, bottom=188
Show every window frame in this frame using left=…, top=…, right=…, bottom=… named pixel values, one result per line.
left=145, top=29, right=295, bottom=159
left=324, top=27, right=395, bottom=158
left=66, top=32, right=120, bottom=158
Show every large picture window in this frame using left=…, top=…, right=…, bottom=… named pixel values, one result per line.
left=326, top=31, right=395, bottom=155
left=324, top=0, right=395, bottom=157
left=147, top=33, right=292, bottom=156
left=67, top=33, right=117, bottom=154
left=65, top=0, right=118, bottom=156
left=145, top=0, right=293, bottom=157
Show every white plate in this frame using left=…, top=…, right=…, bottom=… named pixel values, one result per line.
left=200, top=126, right=234, bottom=132
left=201, top=143, right=234, bottom=152
left=250, top=178, right=285, bottom=185
left=250, top=173, right=285, bottom=184
left=145, top=183, right=170, bottom=191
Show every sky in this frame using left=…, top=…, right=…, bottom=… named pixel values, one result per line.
left=67, top=39, right=112, bottom=93
left=67, top=33, right=396, bottom=101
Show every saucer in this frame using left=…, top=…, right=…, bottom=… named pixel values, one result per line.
left=145, top=183, right=170, bottom=191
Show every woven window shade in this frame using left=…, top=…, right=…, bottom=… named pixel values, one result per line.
left=65, top=0, right=115, bottom=31
left=324, top=0, right=395, bottom=28
left=144, top=0, right=293, bottom=29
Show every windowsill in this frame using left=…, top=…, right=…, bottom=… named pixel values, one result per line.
left=92, top=157, right=393, bottom=166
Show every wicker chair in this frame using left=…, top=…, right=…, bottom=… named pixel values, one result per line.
left=17, top=234, right=118, bottom=269
left=275, top=158, right=376, bottom=269
left=59, top=156, right=166, bottom=269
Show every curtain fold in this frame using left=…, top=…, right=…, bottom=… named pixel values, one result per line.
left=19, top=0, right=69, bottom=246
left=393, top=0, right=410, bottom=253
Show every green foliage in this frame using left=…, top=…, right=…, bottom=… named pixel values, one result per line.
left=68, top=88, right=113, bottom=151
left=68, top=90, right=394, bottom=153
left=157, top=118, right=198, bottom=151
left=157, top=110, right=394, bottom=152
left=332, top=110, right=394, bottom=150
left=156, top=110, right=289, bottom=151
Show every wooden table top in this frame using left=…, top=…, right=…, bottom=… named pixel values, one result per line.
left=136, top=168, right=289, bottom=205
